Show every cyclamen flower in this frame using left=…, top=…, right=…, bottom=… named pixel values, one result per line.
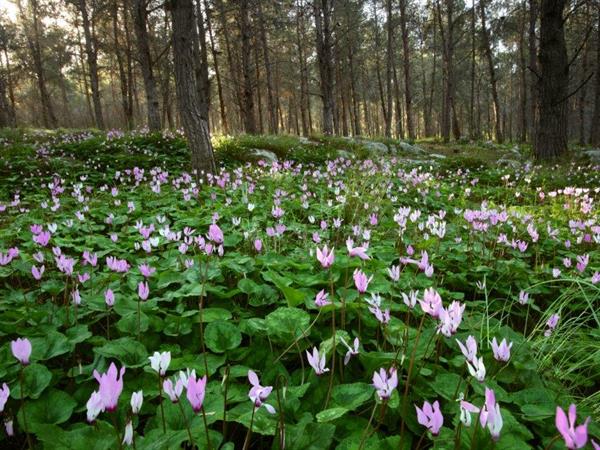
left=186, top=373, right=207, bottom=413
left=315, top=289, right=331, bottom=308
left=149, top=351, right=171, bottom=376
left=93, top=362, right=125, bottom=412
left=248, top=370, right=276, bottom=414
left=401, top=290, right=418, bottom=309
left=545, top=314, right=560, bottom=337
left=456, top=336, right=478, bottom=364
left=254, top=239, right=263, bottom=252
left=316, top=245, right=335, bottom=268
left=458, top=398, right=480, bottom=427
left=467, top=356, right=486, bottom=382
left=138, top=263, right=155, bottom=278
left=122, top=421, right=133, bottom=446
left=353, top=269, right=373, bottom=294
left=4, top=419, right=12, bottom=437
left=437, top=301, right=465, bottom=337
left=306, top=347, right=329, bottom=375
left=138, top=281, right=149, bottom=301
left=163, top=378, right=184, bottom=402
left=420, top=288, right=442, bottom=318
left=341, top=337, right=360, bottom=365
left=11, top=338, right=32, bottom=365
left=0, top=383, right=9, bottom=413
left=130, top=391, right=143, bottom=414
left=369, top=305, right=390, bottom=325
left=518, top=290, right=529, bottom=305
left=207, top=224, right=224, bottom=244
left=555, top=404, right=590, bottom=450
left=86, top=391, right=104, bottom=423
left=480, top=388, right=503, bottom=441
left=31, top=265, right=45, bottom=280
left=105, top=289, right=115, bottom=307
left=491, top=338, right=512, bottom=362
left=388, top=265, right=400, bottom=282
left=372, top=367, right=398, bottom=400
left=346, top=238, right=369, bottom=260
left=416, top=400, right=444, bottom=435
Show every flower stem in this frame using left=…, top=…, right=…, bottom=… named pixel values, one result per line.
left=177, top=401, right=194, bottom=446
left=19, top=366, right=33, bottom=450
left=158, top=374, right=166, bottom=433
left=242, top=406, right=256, bottom=450
left=358, top=402, right=378, bottom=450
left=201, top=406, right=212, bottom=450
left=324, top=308, right=336, bottom=409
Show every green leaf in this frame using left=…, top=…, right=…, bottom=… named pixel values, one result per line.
left=265, top=307, right=310, bottom=343
left=204, top=320, right=242, bottom=353
left=11, top=363, right=52, bottom=399
left=332, top=383, right=373, bottom=411
left=17, top=388, right=76, bottom=432
left=94, top=337, right=148, bottom=367
left=316, top=407, right=349, bottom=422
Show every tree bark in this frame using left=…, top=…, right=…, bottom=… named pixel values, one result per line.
left=204, top=0, right=228, bottom=134
left=534, top=0, right=568, bottom=159
left=399, top=0, right=414, bottom=139
left=133, top=0, right=162, bottom=130
left=169, top=0, right=216, bottom=180
left=256, top=1, right=278, bottom=134
left=384, top=0, right=393, bottom=137
left=238, top=0, right=257, bottom=134
left=590, top=5, right=600, bottom=146
left=528, top=0, right=538, bottom=141
left=479, top=0, right=503, bottom=143
left=314, top=0, right=335, bottom=135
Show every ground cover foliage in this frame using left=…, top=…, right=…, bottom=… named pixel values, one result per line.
left=0, top=129, right=599, bottom=449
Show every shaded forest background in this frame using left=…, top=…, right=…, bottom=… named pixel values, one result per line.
left=0, top=0, right=598, bottom=151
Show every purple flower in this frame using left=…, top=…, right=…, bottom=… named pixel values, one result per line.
left=459, top=399, right=480, bottom=427
left=368, top=305, right=390, bottom=325
left=346, top=238, right=369, bottom=260
left=306, top=347, right=329, bottom=375
left=372, top=367, right=397, bottom=400
left=416, top=400, right=444, bottom=435
left=0, top=383, right=9, bottom=413
left=545, top=314, right=560, bottom=337
left=388, top=265, right=400, bottom=282
left=437, top=301, right=464, bottom=337
left=86, top=391, right=104, bottom=423
left=138, top=263, right=155, bottom=278
left=555, top=404, right=589, bottom=449
left=11, top=337, right=31, bottom=365
left=401, top=290, right=418, bottom=309
left=491, top=337, right=512, bottom=362
left=316, top=245, right=334, bottom=268
left=248, top=370, right=276, bottom=414
left=186, top=373, right=207, bottom=413
left=105, top=289, right=115, bottom=307
left=341, top=337, right=359, bottom=365
left=31, top=265, right=45, bottom=280
left=254, top=239, right=263, bottom=252
left=480, top=388, right=503, bottom=441
left=518, top=290, right=529, bottom=305
left=163, top=377, right=184, bottom=402
left=420, top=288, right=442, bottom=318
left=315, top=289, right=331, bottom=308
left=353, top=269, right=373, bottom=294
left=93, top=362, right=125, bottom=412
left=207, top=224, right=224, bottom=244
left=467, top=356, right=486, bottom=382
left=456, top=336, right=478, bottom=364
left=138, top=281, right=149, bottom=301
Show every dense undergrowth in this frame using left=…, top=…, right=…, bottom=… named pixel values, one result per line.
left=0, top=128, right=599, bottom=449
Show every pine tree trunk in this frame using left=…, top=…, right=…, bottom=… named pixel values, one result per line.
left=534, top=0, right=568, bottom=159
left=590, top=6, right=600, bottom=146
left=204, top=0, right=228, bottom=134
left=314, top=0, right=335, bottom=135
left=239, top=0, right=257, bottom=134
left=133, top=0, right=161, bottom=130
left=399, top=0, right=414, bottom=139
left=169, top=0, right=216, bottom=181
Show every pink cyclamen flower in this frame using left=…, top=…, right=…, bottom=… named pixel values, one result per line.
left=163, top=378, right=184, bottom=402
left=0, top=383, right=9, bottom=413
left=437, top=301, right=465, bottom=337
left=388, top=265, right=400, bottom=282
left=545, top=314, right=560, bottom=337
left=416, top=400, right=444, bottom=435
left=93, top=363, right=125, bottom=412
left=592, top=440, right=599, bottom=450
left=315, top=289, right=331, bottom=308
left=11, top=338, right=32, bottom=365
left=86, top=391, right=104, bottom=423
left=491, top=337, right=512, bottom=362
left=207, top=224, right=224, bottom=244
left=456, top=336, right=478, bottom=364
left=138, top=263, right=155, bottom=278
left=459, top=399, right=480, bottom=427
left=31, top=265, right=45, bottom=280
left=518, top=290, right=529, bottom=305
left=138, top=281, right=149, bottom=301
left=254, top=239, right=263, bottom=252
left=480, top=388, right=503, bottom=441
left=555, top=404, right=590, bottom=449
left=186, top=373, right=207, bottom=413
left=401, top=291, right=418, bottom=309
left=420, top=287, right=442, bottom=318
left=105, top=289, right=115, bottom=307
left=342, top=337, right=360, bottom=365
left=353, top=269, right=373, bottom=294
left=368, top=305, right=390, bottom=325
left=467, top=356, right=486, bottom=382
left=346, top=238, right=369, bottom=260
left=248, top=370, right=276, bottom=414
left=306, top=347, right=329, bottom=375
left=372, top=367, right=398, bottom=400
left=316, top=245, right=335, bottom=268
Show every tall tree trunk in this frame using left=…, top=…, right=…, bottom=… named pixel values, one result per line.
left=78, top=0, right=104, bottom=129
left=534, top=0, right=568, bottom=159
left=133, top=0, right=162, bottom=130
left=518, top=1, right=528, bottom=143
left=384, top=0, right=393, bottom=137
left=436, top=0, right=455, bottom=142
left=256, top=1, right=278, bottom=134
left=590, top=6, right=600, bottom=146
left=0, top=74, right=14, bottom=127
left=18, top=0, right=57, bottom=128
left=239, top=0, right=257, bottom=133
left=296, top=0, right=310, bottom=136
left=528, top=0, right=538, bottom=141
left=112, top=0, right=133, bottom=129
left=0, top=48, right=16, bottom=126
left=169, top=0, right=216, bottom=180
left=204, top=0, right=228, bottom=134
left=194, top=0, right=210, bottom=122
left=479, top=0, right=503, bottom=143
left=399, top=0, right=414, bottom=139
left=314, top=0, right=335, bottom=135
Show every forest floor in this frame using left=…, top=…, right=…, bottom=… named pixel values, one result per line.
left=0, top=128, right=599, bottom=449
